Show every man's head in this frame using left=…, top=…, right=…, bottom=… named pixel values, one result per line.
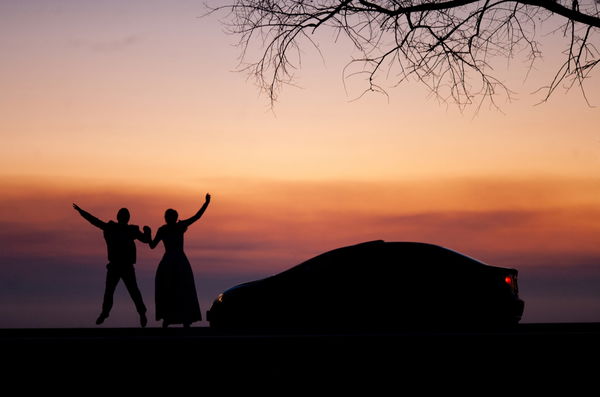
left=117, top=208, right=130, bottom=224
left=164, top=209, right=178, bottom=225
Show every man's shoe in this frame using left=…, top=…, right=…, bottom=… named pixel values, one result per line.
left=140, top=313, right=147, bottom=328
left=96, top=314, right=108, bottom=325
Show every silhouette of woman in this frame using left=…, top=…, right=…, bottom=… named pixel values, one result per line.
left=147, top=193, right=211, bottom=328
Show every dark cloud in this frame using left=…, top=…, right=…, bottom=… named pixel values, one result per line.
left=367, top=209, right=541, bottom=232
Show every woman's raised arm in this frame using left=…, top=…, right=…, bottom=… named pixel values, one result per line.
left=179, top=193, right=211, bottom=228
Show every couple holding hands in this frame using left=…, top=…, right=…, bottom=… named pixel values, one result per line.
left=73, top=193, right=211, bottom=328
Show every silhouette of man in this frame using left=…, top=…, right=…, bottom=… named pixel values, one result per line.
left=73, top=203, right=151, bottom=327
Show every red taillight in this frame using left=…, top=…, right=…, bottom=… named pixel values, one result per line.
left=504, top=274, right=518, bottom=294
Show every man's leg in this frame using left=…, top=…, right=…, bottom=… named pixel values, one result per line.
left=98, top=265, right=120, bottom=324
left=121, top=265, right=148, bottom=327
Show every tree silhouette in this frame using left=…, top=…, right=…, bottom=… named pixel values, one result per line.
left=209, top=0, right=600, bottom=110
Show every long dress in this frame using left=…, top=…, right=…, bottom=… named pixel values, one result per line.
left=155, top=222, right=202, bottom=325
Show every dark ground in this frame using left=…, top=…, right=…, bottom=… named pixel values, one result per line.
left=2, top=323, right=599, bottom=393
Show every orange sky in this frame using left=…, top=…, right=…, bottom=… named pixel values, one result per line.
left=2, top=1, right=599, bottom=186
left=1, top=1, right=600, bottom=326
left=3, top=174, right=600, bottom=271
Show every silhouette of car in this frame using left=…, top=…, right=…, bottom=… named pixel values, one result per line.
left=207, top=241, right=524, bottom=330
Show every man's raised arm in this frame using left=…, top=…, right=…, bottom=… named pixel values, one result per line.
left=73, top=203, right=106, bottom=229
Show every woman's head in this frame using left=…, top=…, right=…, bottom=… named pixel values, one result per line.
left=164, top=208, right=178, bottom=225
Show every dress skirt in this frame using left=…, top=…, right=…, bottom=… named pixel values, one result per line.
left=155, top=250, right=202, bottom=324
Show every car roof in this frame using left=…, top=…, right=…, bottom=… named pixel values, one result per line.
left=223, top=240, right=493, bottom=294
left=301, top=240, right=481, bottom=261
left=275, top=240, right=490, bottom=276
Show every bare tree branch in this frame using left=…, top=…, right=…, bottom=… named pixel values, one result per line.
left=206, top=0, right=600, bottom=109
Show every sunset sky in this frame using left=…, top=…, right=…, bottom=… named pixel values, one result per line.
left=1, top=0, right=600, bottom=327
